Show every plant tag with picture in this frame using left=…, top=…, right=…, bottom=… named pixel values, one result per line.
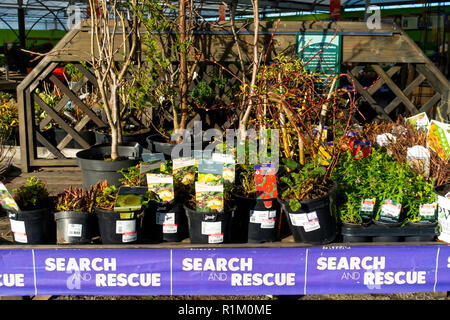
left=197, top=159, right=223, bottom=185
left=195, top=182, right=224, bottom=213
left=352, top=140, right=372, bottom=160
left=173, top=157, right=197, bottom=185
left=379, top=199, right=402, bottom=223
left=406, top=112, right=429, bottom=131
left=376, top=133, right=396, bottom=147
left=113, top=186, right=147, bottom=216
left=255, top=164, right=277, bottom=209
left=212, top=153, right=236, bottom=184
left=419, top=203, right=437, bottom=221
left=0, top=182, right=19, bottom=214
left=427, top=120, right=450, bottom=162
left=360, top=198, right=376, bottom=219
left=340, top=131, right=356, bottom=151
left=146, top=174, right=175, bottom=204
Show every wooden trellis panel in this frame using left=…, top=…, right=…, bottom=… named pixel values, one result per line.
left=17, top=20, right=450, bottom=173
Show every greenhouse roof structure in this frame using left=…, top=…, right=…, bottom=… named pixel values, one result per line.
left=0, top=0, right=447, bottom=32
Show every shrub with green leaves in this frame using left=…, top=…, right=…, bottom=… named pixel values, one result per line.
left=332, top=148, right=436, bottom=225
left=13, top=177, right=50, bottom=211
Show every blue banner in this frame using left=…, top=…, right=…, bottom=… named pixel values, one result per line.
left=0, top=245, right=448, bottom=296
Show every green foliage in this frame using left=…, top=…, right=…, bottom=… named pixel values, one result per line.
left=94, top=181, right=119, bottom=211
left=56, top=185, right=96, bottom=213
left=119, top=165, right=144, bottom=187
left=279, top=157, right=327, bottom=211
left=332, top=148, right=436, bottom=224
left=64, top=63, right=83, bottom=82
left=0, top=92, right=18, bottom=142
left=13, top=177, right=49, bottom=210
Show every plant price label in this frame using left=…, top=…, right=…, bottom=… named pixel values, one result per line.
left=208, top=233, right=224, bottom=244
left=156, top=212, right=175, bottom=225
left=67, top=224, right=83, bottom=237
left=419, top=203, right=437, bottom=218
left=380, top=200, right=402, bottom=221
left=116, top=220, right=136, bottom=234
left=163, top=224, right=178, bottom=234
left=122, top=231, right=137, bottom=243
left=261, top=218, right=276, bottom=229
left=9, top=219, right=27, bottom=243
left=360, top=198, right=376, bottom=216
left=201, top=221, right=221, bottom=235
left=289, top=213, right=309, bottom=227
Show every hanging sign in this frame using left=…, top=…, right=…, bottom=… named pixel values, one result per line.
left=297, top=31, right=342, bottom=76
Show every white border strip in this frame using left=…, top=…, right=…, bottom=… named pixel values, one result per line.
left=433, top=246, right=440, bottom=292
left=31, top=249, right=37, bottom=296
left=304, top=248, right=308, bottom=295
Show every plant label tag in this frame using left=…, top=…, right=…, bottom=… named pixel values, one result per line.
left=289, top=213, right=308, bottom=227
left=0, top=182, right=20, bottom=213
left=201, top=221, right=221, bottom=235
left=156, top=212, right=175, bottom=225
left=360, top=198, right=376, bottom=217
left=114, top=186, right=147, bottom=213
left=255, top=164, right=278, bottom=208
left=173, top=157, right=197, bottom=185
left=116, top=220, right=136, bottom=234
left=303, top=211, right=320, bottom=232
left=147, top=174, right=175, bottom=204
left=142, top=153, right=165, bottom=163
left=122, top=231, right=137, bottom=243
left=163, top=224, right=178, bottom=234
left=249, top=210, right=268, bottom=224
left=376, top=133, right=396, bottom=147
left=195, top=182, right=224, bottom=213
left=406, top=146, right=430, bottom=178
left=380, top=199, right=402, bottom=223
left=208, top=233, right=224, bottom=244
left=261, top=218, right=276, bottom=229
left=419, top=203, right=437, bottom=220
left=427, top=120, right=450, bottom=162
left=352, top=140, right=372, bottom=160
left=406, top=112, right=429, bottom=130
left=67, top=223, right=82, bottom=237
left=10, top=219, right=27, bottom=243
left=212, top=153, right=236, bottom=184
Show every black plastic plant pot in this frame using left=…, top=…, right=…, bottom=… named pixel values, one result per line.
left=54, top=211, right=94, bottom=244
left=95, top=127, right=151, bottom=148
left=340, top=221, right=372, bottom=243
left=94, top=207, right=143, bottom=244
left=372, top=219, right=403, bottom=227
left=76, top=143, right=142, bottom=188
left=404, top=235, right=436, bottom=242
left=184, top=205, right=234, bottom=244
left=146, top=134, right=195, bottom=160
left=280, top=184, right=337, bottom=245
left=54, top=128, right=95, bottom=149
left=232, top=193, right=280, bottom=243
left=8, top=207, right=53, bottom=244
left=142, top=201, right=188, bottom=242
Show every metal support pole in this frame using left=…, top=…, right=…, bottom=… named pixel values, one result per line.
left=18, top=0, right=26, bottom=73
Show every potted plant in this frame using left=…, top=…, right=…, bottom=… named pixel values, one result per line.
left=93, top=180, right=144, bottom=244
left=54, top=185, right=97, bottom=244
left=76, top=0, right=144, bottom=188
left=9, top=177, right=54, bottom=244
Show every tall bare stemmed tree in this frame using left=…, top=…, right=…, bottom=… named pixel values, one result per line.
left=87, top=0, right=139, bottom=160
